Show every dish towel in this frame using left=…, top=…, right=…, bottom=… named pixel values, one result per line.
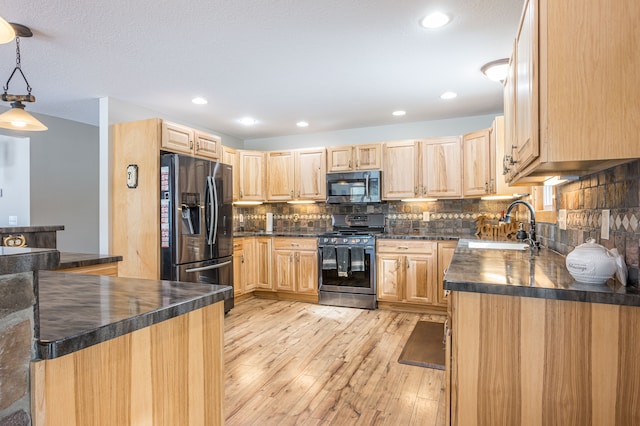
left=350, top=247, right=365, bottom=272
left=336, top=246, right=350, bottom=277
left=322, top=246, right=337, bottom=270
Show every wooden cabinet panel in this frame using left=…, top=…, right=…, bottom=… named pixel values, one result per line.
left=272, top=238, right=317, bottom=295
left=194, top=131, right=221, bottom=160
left=326, top=146, right=354, bottom=172
left=405, top=254, right=436, bottom=304
left=376, top=254, right=402, bottom=302
left=354, top=144, right=382, bottom=170
left=327, top=144, right=381, bottom=172
left=267, top=151, right=295, bottom=201
left=382, top=141, right=418, bottom=199
left=296, top=250, right=318, bottom=294
left=161, top=121, right=194, bottom=155
left=239, top=150, right=266, bottom=201
left=436, top=241, right=456, bottom=306
left=462, top=130, right=491, bottom=197
left=295, top=148, right=326, bottom=200
left=244, top=238, right=257, bottom=292
left=423, top=136, right=462, bottom=198
left=273, top=249, right=295, bottom=292
left=222, top=147, right=240, bottom=202
left=57, top=262, right=119, bottom=277
left=255, top=237, right=272, bottom=290
left=233, top=239, right=245, bottom=296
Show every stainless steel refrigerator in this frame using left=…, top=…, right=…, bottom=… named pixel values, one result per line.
left=160, top=153, right=234, bottom=312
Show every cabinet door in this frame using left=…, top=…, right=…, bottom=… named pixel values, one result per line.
left=239, top=150, right=266, bottom=201
left=405, top=253, right=436, bottom=305
left=462, top=129, right=492, bottom=197
left=436, top=241, right=457, bottom=306
left=222, top=147, right=240, bottom=202
left=503, top=52, right=517, bottom=182
left=326, top=146, right=354, bottom=172
left=513, top=0, right=539, bottom=172
left=243, top=237, right=257, bottom=292
left=296, top=250, right=318, bottom=294
left=354, top=144, right=382, bottom=170
left=161, top=121, right=194, bottom=154
left=267, top=151, right=295, bottom=201
left=376, top=254, right=403, bottom=302
left=233, top=240, right=244, bottom=296
left=382, top=141, right=418, bottom=200
left=273, top=249, right=295, bottom=292
left=295, top=149, right=326, bottom=200
left=256, top=237, right=273, bottom=290
left=422, top=137, right=462, bottom=198
left=194, top=131, right=221, bottom=160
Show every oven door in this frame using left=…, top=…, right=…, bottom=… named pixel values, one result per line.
left=318, top=245, right=375, bottom=295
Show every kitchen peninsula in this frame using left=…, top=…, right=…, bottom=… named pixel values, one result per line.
left=0, top=247, right=232, bottom=426
left=444, top=240, right=640, bottom=425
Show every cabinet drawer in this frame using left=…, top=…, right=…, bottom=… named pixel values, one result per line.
left=233, top=238, right=243, bottom=251
left=376, top=239, right=435, bottom=254
left=273, top=237, right=317, bottom=251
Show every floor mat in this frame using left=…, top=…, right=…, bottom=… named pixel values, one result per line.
left=397, top=321, right=445, bottom=370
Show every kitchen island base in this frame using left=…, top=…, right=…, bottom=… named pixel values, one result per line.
left=31, top=302, right=224, bottom=426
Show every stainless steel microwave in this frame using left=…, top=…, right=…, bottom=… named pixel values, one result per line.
left=326, top=171, right=381, bottom=204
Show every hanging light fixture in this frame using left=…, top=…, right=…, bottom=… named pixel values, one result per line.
left=0, top=16, right=15, bottom=44
left=0, top=23, right=47, bottom=131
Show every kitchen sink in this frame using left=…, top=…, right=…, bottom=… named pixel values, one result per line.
left=467, top=240, right=529, bottom=251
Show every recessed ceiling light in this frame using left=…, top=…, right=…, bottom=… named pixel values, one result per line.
left=481, top=58, right=510, bottom=83
left=440, top=91, right=457, bottom=100
left=191, top=97, right=208, bottom=105
left=420, top=12, right=451, bottom=29
left=296, top=121, right=309, bottom=127
left=392, top=110, right=406, bottom=117
left=238, top=117, right=257, bottom=126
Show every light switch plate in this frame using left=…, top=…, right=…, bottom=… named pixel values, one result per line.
left=601, top=209, right=610, bottom=240
left=558, top=209, right=567, bottom=230
left=422, top=211, right=430, bottom=222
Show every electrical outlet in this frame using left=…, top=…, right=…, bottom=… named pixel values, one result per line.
left=558, top=209, right=567, bottom=230
left=601, top=209, right=610, bottom=240
left=422, top=211, right=430, bottom=222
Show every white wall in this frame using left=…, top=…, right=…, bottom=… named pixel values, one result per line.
left=0, top=135, right=30, bottom=226
left=0, top=107, right=100, bottom=252
left=244, top=113, right=499, bottom=150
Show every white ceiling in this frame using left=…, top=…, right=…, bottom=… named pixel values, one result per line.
left=0, top=1, right=522, bottom=140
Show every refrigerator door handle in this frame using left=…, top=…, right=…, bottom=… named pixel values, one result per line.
left=185, top=260, right=232, bottom=273
left=206, top=176, right=218, bottom=245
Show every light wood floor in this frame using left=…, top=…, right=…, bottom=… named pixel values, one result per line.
left=224, top=298, right=447, bottom=426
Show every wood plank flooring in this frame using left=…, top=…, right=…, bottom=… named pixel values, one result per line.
left=224, top=298, right=446, bottom=425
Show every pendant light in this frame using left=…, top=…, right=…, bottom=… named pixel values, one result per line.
left=0, top=16, right=15, bottom=44
left=0, top=23, right=47, bottom=131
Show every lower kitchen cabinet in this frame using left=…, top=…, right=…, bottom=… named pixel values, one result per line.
left=376, top=240, right=438, bottom=311
left=233, top=238, right=256, bottom=301
left=255, top=236, right=273, bottom=290
left=56, top=262, right=120, bottom=277
left=436, top=241, right=457, bottom=306
left=272, top=237, right=318, bottom=301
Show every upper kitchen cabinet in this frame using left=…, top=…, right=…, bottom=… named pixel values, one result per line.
left=462, top=129, right=491, bottom=197
left=327, top=143, right=382, bottom=172
left=492, top=116, right=530, bottom=196
left=266, top=148, right=326, bottom=202
left=222, top=146, right=240, bottom=202
left=161, top=121, right=221, bottom=160
left=382, top=140, right=418, bottom=199
left=238, top=150, right=266, bottom=202
left=423, top=136, right=463, bottom=198
left=504, top=0, right=640, bottom=183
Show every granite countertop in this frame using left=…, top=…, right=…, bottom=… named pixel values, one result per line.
left=0, top=225, right=65, bottom=233
left=377, top=233, right=463, bottom=241
left=234, top=231, right=320, bottom=238
left=0, top=247, right=60, bottom=274
left=36, top=271, right=232, bottom=360
left=56, top=252, right=123, bottom=269
left=234, top=231, right=467, bottom=240
left=444, top=239, right=640, bottom=306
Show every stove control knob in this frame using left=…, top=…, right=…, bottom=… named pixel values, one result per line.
left=323, top=238, right=329, bottom=243
left=342, top=238, right=349, bottom=244
left=355, top=239, right=361, bottom=243
left=331, top=238, right=337, bottom=243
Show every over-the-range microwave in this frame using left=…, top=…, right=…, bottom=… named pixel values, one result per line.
left=326, top=171, right=381, bottom=204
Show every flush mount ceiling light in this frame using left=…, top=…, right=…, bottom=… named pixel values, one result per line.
left=238, top=117, right=257, bottom=126
left=420, top=12, right=451, bottom=29
left=481, top=58, right=510, bottom=83
left=392, top=110, right=406, bottom=116
left=440, top=91, right=457, bottom=100
left=296, top=121, right=309, bottom=128
left=0, top=16, right=15, bottom=44
left=191, top=97, right=208, bottom=105
left=0, top=23, right=47, bottom=131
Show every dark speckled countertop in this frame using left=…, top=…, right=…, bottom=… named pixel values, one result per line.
left=444, top=239, right=640, bottom=306
left=36, top=271, right=232, bottom=360
left=56, top=252, right=123, bottom=269
left=234, top=231, right=466, bottom=241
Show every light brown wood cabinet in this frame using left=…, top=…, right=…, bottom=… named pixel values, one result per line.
left=376, top=240, right=437, bottom=308
left=222, top=146, right=240, bottom=202
left=436, top=241, right=456, bottom=306
left=448, top=291, right=640, bottom=425
left=492, top=115, right=530, bottom=196
left=462, top=129, right=492, bottom=197
left=272, top=238, right=318, bottom=298
left=161, top=121, right=221, bottom=160
left=233, top=238, right=256, bottom=299
left=255, top=236, right=273, bottom=290
left=326, top=144, right=382, bottom=172
left=57, top=262, right=119, bottom=277
left=383, top=138, right=462, bottom=200
left=238, top=150, right=266, bottom=201
left=504, top=0, right=640, bottom=184
left=267, top=148, right=326, bottom=201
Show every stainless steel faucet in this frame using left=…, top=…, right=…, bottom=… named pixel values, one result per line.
left=504, top=200, right=539, bottom=248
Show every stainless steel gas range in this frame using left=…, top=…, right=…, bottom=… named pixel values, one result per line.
left=317, top=214, right=384, bottom=309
